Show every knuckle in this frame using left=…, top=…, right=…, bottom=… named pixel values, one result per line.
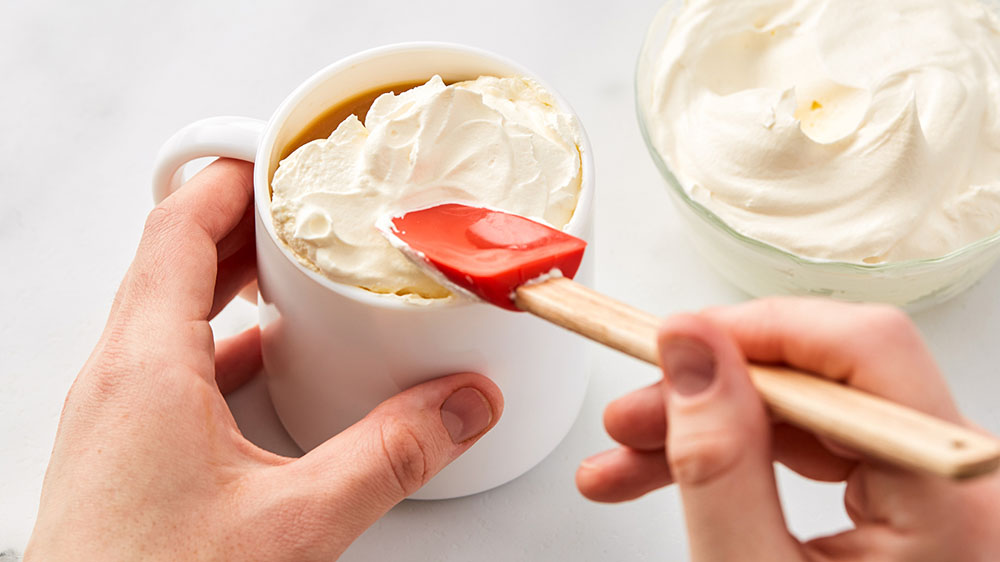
left=859, top=305, right=921, bottom=346
left=74, top=332, right=139, bottom=401
left=81, top=350, right=131, bottom=398
left=863, top=304, right=912, bottom=331
left=137, top=206, right=188, bottom=275
left=668, top=428, right=746, bottom=486
left=754, top=296, right=786, bottom=314
left=750, top=296, right=789, bottom=319
left=131, top=204, right=194, bottom=300
left=379, top=422, right=431, bottom=497
left=142, top=204, right=183, bottom=240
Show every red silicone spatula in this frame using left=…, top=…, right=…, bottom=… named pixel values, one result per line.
left=382, top=203, right=1000, bottom=480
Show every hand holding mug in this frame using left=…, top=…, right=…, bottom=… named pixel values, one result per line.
left=153, top=43, right=596, bottom=499
left=25, top=160, right=503, bottom=561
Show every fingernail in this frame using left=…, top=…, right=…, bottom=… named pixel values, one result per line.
left=660, top=337, right=717, bottom=396
left=441, top=387, right=493, bottom=443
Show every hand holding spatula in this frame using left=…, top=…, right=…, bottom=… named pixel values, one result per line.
left=381, top=203, right=1000, bottom=480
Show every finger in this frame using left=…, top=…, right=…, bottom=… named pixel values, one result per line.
left=603, top=382, right=857, bottom=483
left=209, top=240, right=257, bottom=320
left=803, top=526, right=900, bottom=561
left=122, top=158, right=254, bottom=325
left=576, top=447, right=673, bottom=503
left=238, top=280, right=259, bottom=303
left=214, top=325, right=262, bottom=394
left=704, top=297, right=962, bottom=422
left=772, top=424, right=856, bottom=482
left=660, top=314, right=802, bottom=561
left=157, top=158, right=255, bottom=246
left=603, top=381, right=667, bottom=451
left=271, top=373, right=503, bottom=557
left=216, top=204, right=255, bottom=263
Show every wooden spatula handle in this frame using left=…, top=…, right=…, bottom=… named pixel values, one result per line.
left=515, top=277, right=1000, bottom=480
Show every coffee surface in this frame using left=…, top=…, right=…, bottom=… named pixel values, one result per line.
left=280, top=80, right=429, bottom=162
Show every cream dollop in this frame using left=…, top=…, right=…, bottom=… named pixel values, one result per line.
left=271, top=75, right=583, bottom=298
left=643, top=0, right=1000, bottom=263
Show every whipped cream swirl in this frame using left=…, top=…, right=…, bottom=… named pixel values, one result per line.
left=643, top=0, right=1000, bottom=263
left=271, top=75, right=583, bottom=298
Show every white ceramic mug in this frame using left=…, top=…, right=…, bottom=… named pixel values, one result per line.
left=151, top=42, right=595, bottom=499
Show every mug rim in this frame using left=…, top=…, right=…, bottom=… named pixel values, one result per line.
left=253, top=41, right=596, bottom=311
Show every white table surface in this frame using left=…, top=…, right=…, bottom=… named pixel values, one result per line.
left=4, top=1, right=1000, bottom=559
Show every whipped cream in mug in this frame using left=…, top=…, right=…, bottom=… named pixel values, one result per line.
left=644, top=0, right=1000, bottom=264
left=271, top=75, right=582, bottom=299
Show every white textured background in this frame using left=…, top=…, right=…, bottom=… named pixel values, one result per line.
left=3, top=0, right=1000, bottom=559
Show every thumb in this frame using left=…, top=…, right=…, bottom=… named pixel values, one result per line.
left=272, top=373, right=502, bottom=556
left=660, top=314, right=799, bottom=561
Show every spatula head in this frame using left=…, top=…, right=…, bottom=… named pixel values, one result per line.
left=383, top=203, right=587, bottom=310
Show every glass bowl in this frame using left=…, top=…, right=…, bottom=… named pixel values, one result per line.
left=635, top=0, right=1000, bottom=310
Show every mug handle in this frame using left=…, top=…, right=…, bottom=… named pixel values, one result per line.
left=151, top=116, right=266, bottom=203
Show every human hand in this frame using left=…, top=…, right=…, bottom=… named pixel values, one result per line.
left=576, top=298, right=1000, bottom=561
left=25, top=159, right=503, bottom=561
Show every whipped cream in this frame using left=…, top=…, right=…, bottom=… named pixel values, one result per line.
left=643, top=0, right=1000, bottom=263
left=271, top=75, right=583, bottom=298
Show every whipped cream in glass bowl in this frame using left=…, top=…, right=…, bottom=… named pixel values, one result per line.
left=637, top=0, right=1000, bottom=309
